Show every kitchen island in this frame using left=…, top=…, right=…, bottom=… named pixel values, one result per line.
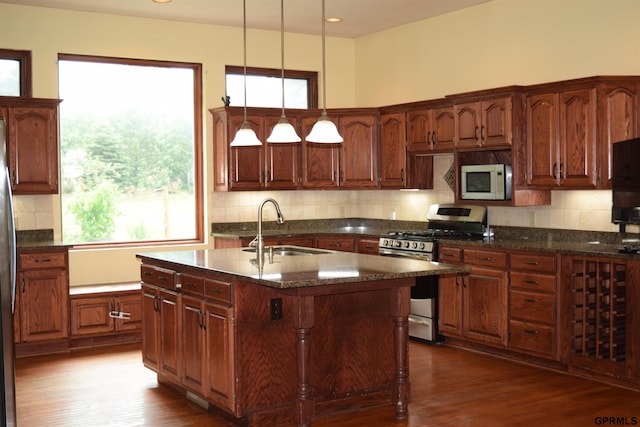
left=137, top=247, right=468, bottom=426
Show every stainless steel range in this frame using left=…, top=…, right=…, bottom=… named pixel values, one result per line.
left=378, top=204, right=488, bottom=342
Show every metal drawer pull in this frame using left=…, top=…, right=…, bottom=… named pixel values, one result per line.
left=524, top=298, right=538, bottom=303
left=35, top=258, right=52, bottom=263
left=209, top=288, right=223, bottom=294
left=478, top=257, right=491, bottom=261
left=524, top=329, right=539, bottom=335
left=524, top=280, right=539, bottom=285
left=184, top=282, right=197, bottom=288
left=524, top=261, right=539, bottom=265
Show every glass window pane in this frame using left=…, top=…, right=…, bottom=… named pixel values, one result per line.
left=226, top=74, right=309, bottom=108
left=0, top=59, right=21, bottom=96
left=58, top=59, right=198, bottom=244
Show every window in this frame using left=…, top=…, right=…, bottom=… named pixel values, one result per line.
left=225, top=66, right=317, bottom=109
left=58, top=54, right=203, bottom=246
left=0, top=49, right=32, bottom=97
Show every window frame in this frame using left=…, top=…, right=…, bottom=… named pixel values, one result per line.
left=58, top=53, right=204, bottom=248
left=0, top=48, right=32, bottom=97
left=225, top=65, right=318, bottom=109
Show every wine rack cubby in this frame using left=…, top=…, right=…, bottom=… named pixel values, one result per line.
left=569, top=259, right=627, bottom=362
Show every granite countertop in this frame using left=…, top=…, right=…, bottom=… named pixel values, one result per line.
left=137, top=248, right=470, bottom=289
left=16, top=229, right=73, bottom=250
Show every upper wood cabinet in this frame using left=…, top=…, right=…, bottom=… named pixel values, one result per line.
left=406, top=103, right=455, bottom=153
left=597, top=80, right=640, bottom=188
left=379, top=112, right=406, bottom=188
left=337, top=113, right=379, bottom=189
left=453, top=93, right=521, bottom=149
left=300, top=113, right=341, bottom=189
left=0, top=97, right=62, bottom=194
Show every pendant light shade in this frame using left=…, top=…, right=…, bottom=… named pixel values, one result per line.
left=267, top=0, right=301, bottom=143
left=306, top=0, right=343, bottom=143
left=230, top=0, right=262, bottom=147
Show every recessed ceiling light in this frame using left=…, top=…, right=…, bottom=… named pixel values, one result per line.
left=153, top=0, right=172, bottom=3
left=325, top=17, right=343, bottom=23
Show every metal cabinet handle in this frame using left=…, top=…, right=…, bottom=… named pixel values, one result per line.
left=524, top=329, right=539, bottom=335
left=34, top=258, right=52, bottom=263
left=524, top=298, right=538, bottom=303
left=524, top=280, right=539, bottom=285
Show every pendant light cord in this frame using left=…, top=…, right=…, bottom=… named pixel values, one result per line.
left=242, top=0, right=248, bottom=122
left=321, top=0, right=327, bottom=114
left=279, top=0, right=286, bottom=118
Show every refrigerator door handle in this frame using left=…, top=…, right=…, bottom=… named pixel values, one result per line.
left=5, top=167, right=16, bottom=313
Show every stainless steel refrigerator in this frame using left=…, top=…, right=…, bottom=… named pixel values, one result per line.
left=0, top=118, right=17, bottom=426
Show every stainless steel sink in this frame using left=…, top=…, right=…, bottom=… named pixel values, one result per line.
left=242, top=246, right=330, bottom=256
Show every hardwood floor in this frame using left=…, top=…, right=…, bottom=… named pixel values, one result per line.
left=15, top=341, right=639, bottom=426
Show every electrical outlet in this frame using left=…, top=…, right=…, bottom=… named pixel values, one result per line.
left=270, top=298, right=283, bottom=321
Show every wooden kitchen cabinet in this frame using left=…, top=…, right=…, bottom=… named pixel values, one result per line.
left=406, top=104, right=455, bottom=153
left=560, top=256, right=640, bottom=386
left=453, top=95, right=519, bottom=149
left=337, top=113, right=379, bottom=189
left=141, top=265, right=181, bottom=383
left=379, top=112, right=406, bottom=188
left=300, top=113, right=341, bottom=189
left=70, top=288, right=142, bottom=340
left=596, top=80, right=640, bottom=188
left=526, top=88, right=597, bottom=188
left=14, top=248, right=69, bottom=356
left=437, top=245, right=464, bottom=337
left=356, top=236, right=379, bottom=254
left=508, top=251, right=559, bottom=359
left=0, top=97, right=62, bottom=194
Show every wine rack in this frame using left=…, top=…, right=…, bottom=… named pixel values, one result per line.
left=569, top=259, right=627, bottom=362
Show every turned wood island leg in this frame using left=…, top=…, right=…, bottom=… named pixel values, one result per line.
left=391, top=285, right=411, bottom=420
left=292, top=295, right=315, bottom=427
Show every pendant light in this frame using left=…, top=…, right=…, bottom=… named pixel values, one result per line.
left=230, top=0, right=262, bottom=147
left=267, top=0, right=301, bottom=143
left=306, top=0, right=343, bottom=143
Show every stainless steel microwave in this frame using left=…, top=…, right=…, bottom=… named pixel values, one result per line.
left=460, top=164, right=512, bottom=201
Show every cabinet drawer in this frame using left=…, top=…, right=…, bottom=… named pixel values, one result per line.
left=179, top=272, right=204, bottom=296
left=19, top=251, right=66, bottom=270
left=464, top=249, right=507, bottom=269
left=140, top=264, right=178, bottom=290
left=438, top=246, right=463, bottom=263
left=205, top=275, right=232, bottom=304
left=316, top=236, right=356, bottom=252
left=510, top=271, right=556, bottom=293
left=510, top=252, right=556, bottom=274
left=509, top=291, right=554, bottom=324
left=509, top=320, right=555, bottom=357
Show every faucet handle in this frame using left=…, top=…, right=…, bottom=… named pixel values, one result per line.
left=248, top=236, right=258, bottom=248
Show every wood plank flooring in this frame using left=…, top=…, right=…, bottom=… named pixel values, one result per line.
left=15, top=342, right=639, bottom=426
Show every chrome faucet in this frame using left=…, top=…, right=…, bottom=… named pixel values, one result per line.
left=253, top=198, right=285, bottom=260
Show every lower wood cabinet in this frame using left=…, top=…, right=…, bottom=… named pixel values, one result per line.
left=14, top=248, right=69, bottom=356
left=71, top=290, right=142, bottom=337
left=356, top=236, right=379, bottom=254
left=316, top=235, right=356, bottom=252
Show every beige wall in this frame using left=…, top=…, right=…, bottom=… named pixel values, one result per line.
left=2, top=0, right=639, bottom=286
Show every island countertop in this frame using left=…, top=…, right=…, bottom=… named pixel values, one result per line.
left=136, top=247, right=469, bottom=289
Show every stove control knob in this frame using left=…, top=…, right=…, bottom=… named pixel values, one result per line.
left=411, top=242, right=418, bottom=249
left=403, top=241, right=410, bottom=249
left=418, top=242, right=426, bottom=250
left=395, top=241, right=401, bottom=248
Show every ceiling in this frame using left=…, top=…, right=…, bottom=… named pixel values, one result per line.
left=0, top=0, right=493, bottom=38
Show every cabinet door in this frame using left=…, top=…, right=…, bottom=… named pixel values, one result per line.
left=406, top=109, right=431, bottom=151
left=182, top=295, right=206, bottom=394
left=301, top=115, right=340, bottom=189
left=463, top=266, right=508, bottom=347
left=527, top=93, right=560, bottom=187
left=454, top=101, right=481, bottom=148
left=597, top=82, right=640, bottom=188
left=264, top=114, right=300, bottom=190
left=482, top=97, right=512, bottom=147
left=159, top=290, right=181, bottom=382
left=228, top=114, right=265, bottom=190
left=70, top=296, right=113, bottom=336
left=205, top=301, right=236, bottom=413
left=18, top=269, right=68, bottom=341
left=141, top=285, right=160, bottom=370
left=117, top=293, right=143, bottom=332
left=7, top=105, right=59, bottom=194
left=406, top=153, right=433, bottom=189
left=379, top=112, right=406, bottom=188
left=559, top=88, right=597, bottom=188
left=338, top=114, right=379, bottom=188
left=431, top=106, right=456, bottom=152
left=438, top=274, right=463, bottom=337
